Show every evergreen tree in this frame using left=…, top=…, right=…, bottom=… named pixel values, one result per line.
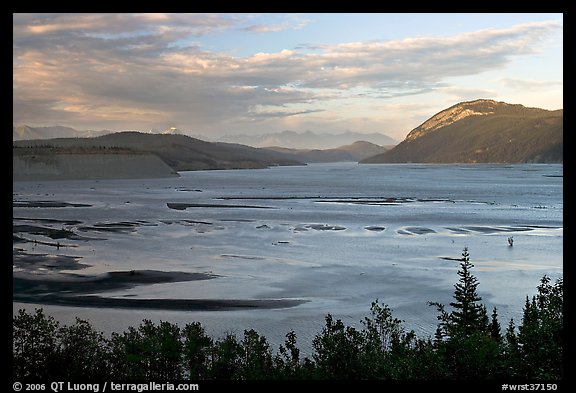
left=12, top=269, right=563, bottom=380
left=502, top=319, right=521, bottom=378
left=490, top=307, right=502, bottom=342
left=448, top=247, right=485, bottom=337
left=517, top=276, right=563, bottom=379
left=479, top=305, right=490, bottom=333
left=505, top=319, right=517, bottom=347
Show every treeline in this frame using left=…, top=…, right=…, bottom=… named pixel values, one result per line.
left=13, top=248, right=562, bottom=380
left=13, top=145, right=134, bottom=153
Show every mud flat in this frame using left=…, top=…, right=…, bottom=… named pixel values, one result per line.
left=13, top=296, right=308, bottom=311
left=13, top=268, right=308, bottom=311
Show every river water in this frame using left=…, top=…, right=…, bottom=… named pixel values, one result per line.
left=13, top=163, right=563, bottom=353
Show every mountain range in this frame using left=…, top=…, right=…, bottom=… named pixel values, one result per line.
left=14, top=133, right=391, bottom=183
left=13, top=99, right=563, bottom=173
left=13, top=125, right=397, bottom=152
left=217, top=130, right=397, bottom=149
left=13, top=125, right=112, bottom=141
left=264, top=141, right=390, bottom=163
left=13, top=132, right=305, bottom=171
left=361, top=99, right=562, bottom=164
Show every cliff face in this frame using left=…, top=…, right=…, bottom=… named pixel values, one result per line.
left=362, top=99, right=563, bottom=164
left=13, top=153, right=179, bottom=181
left=404, top=100, right=504, bottom=142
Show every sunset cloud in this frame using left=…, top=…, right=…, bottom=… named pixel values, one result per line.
left=499, top=77, right=563, bottom=91
left=242, top=14, right=311, bottom=33
left=13, top=14, right=562, bottom=139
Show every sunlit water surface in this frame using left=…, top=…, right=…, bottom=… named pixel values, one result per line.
left=13, top=163, right=563, bottom=353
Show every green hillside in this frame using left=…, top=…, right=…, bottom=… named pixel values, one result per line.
left=362, top=99, right=562, bottom=164
left=13, top=132, right=304, bottom=171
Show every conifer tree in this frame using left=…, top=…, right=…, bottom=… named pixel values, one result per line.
left=490, top=307, right=502, bottom=342
left=517, top=276, right=563, bottom=379
left=448, top=247, right=485, bottom=337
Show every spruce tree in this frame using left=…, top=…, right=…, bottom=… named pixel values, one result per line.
left=448, top=247, right=485, bottom=337
left=503, top=319, right=520, bottom=376
left=517, top=276, right=563, bottom=379
left=490, top=307, right=502, bottom=342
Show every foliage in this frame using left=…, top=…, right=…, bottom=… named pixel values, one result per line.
left=13, top=308, right=60, bottom=379
left=57, top=318, right=110, bottom=380
left=429, top=247, right=488, bottom=340
left=312, top=314, right=363, bottom=379
left=13, top=248, right=562, bottom=380
left=182, top=322, right=212, bottom=379
left=209, top=333, right=243, bottom=379
left=515, top=276, right=563, bottom=379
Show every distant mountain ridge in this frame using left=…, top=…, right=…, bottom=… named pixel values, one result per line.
left=14, top=125, right=397, bottom=151
left=264, top=141, right=390, bottom=163
left=13, top=131, right=304, bottom=172
left=218, top=130, right=397, bottom=149
left=13, top=125, right=113, bottom=140
left=361, top=99, right=562, bottom=164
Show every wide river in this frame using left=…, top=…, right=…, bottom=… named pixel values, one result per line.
left=13, top=163, right=563, bottom=353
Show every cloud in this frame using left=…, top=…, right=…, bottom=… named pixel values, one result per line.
left=249, top=107, right=324, bottom=119
left=499, top=77, right=562, bottom=91
left=14, top=13, right=235, bottom=37
left=302, top=20, right=561, bottom=88
left=242, top=14, right=311, bottom=33
left=13, top=15, right=562, bottom=135
left=439, top=87, right=499, bottom=104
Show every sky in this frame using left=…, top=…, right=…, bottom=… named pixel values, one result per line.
left=13, top=13, right=563, bottom=141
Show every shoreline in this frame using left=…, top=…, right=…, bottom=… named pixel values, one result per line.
left=13, top=296, right=308, bottom=311
left=13, top=269, right=308, bottom=312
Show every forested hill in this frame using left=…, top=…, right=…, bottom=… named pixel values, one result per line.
left=13, top=131, right=304, bottom=172
left=361, top=99, right=562, bottom=164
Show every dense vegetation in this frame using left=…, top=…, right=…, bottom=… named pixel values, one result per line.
left=13, top=248, right=562, bottom=380
left=362, top=99, right=563, bottom=164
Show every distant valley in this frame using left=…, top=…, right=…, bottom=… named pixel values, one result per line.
left=264, top=141, right=390, bottom=163
left=13, top=99, right=563, bottom=181
left=217, top=130, right=398, bottom=149
left=13, top=126, right=398, bottom=152
left=13, top=132, right=392, bottom=180
left=14, top=122, right=400, bottom=180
